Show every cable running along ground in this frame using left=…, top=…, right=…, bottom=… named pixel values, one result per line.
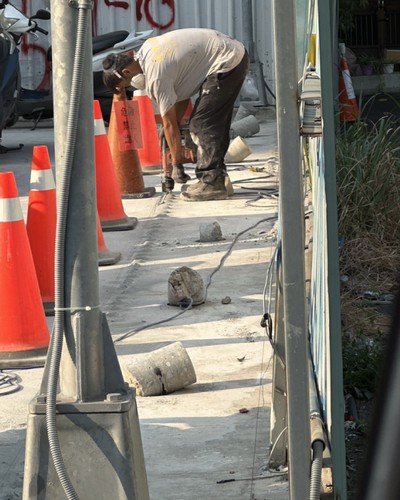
left=113, top=215, right=278, bottom=343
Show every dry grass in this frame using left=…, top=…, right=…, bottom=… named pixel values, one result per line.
left=340, top=236, right=400, bottom=294
left=336, top=114, right=400, bottom=292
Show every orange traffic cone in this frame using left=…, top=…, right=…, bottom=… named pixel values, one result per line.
left=97, top=212, right=121, bottom=266
left=133, top=89, right=162, bottom=173
left=26, top=145, right=56, bottom=316
left=0, top=171, right=49, bottom=368
left=108, top=92, right=155, bottom=199
left=94, top=99, right=138, bottom=232
left=339, top=53, right=359, bottom=122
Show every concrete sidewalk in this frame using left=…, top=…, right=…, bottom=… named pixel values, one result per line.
left=0, top=107, right=289, bottom=499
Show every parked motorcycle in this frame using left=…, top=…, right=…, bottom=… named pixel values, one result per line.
left=20, top=28, right=153, bottom=128
left=0, top=0, right=153, bottom=151
left=0, top=0, right=50, bottom=152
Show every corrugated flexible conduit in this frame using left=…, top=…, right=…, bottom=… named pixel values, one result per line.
left=46, top=1, right=91, bottom=498
left=309, top=343, right=326, bottom=500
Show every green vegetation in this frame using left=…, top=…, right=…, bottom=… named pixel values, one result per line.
left=339, top=0, right=370, bottom=38
left=342, top=334, right=385, bottom=398
left=335, top=99, right=400, bottom=398
left=336, top=104, right=400, bottom=295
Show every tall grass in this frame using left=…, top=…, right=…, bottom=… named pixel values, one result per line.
left=336, top=111, right=400, bottom=293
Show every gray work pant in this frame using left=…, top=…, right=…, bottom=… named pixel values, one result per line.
left=189, top=51, right=250, bottom=184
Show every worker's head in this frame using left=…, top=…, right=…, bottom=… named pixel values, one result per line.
left=102, top=53, right=145, bottom=94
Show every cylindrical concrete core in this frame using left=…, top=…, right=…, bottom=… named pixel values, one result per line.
left=225, top=136, right=252, bottom=163
left=230, top=114, right=260, bottom=139
left=168, top=266, right=205, bottom=306
left=234, top=104, right=255, bottom=122
left=120, top=342, right=197, bottom=396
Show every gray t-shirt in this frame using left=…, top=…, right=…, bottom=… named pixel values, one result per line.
left=136, top=28, right=245, bottom=116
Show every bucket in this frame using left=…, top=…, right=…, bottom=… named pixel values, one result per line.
left=225, top=136, right=252, bottom=163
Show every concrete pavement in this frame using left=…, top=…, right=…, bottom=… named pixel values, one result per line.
left=0, top=107, right=289, bottom=500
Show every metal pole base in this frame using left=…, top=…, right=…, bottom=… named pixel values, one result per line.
left=22, top=392, right=149, bottom=500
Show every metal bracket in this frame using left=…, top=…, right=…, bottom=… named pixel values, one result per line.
left=300, top=72, right=322, bottom=137
left=68, top=0, right=93, bottom=9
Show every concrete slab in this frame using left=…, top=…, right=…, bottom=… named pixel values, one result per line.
left=0, top=107, right=289, bottom=499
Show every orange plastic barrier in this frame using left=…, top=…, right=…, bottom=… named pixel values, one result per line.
left=26, top=145, right=56, bottom=316
left=94, top=99, right=138, bottom=231
left=0, top=171, right=49, bottom=368
left=133, top=89, right=161, bottom=173
left=108, top=93, right=155, bottom=199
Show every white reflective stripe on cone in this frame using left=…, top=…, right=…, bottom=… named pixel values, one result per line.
left=134, top=89, right=147, bottom=97
left=94, top=118, right=106, bottom=136
left=0, top=198, right=24, bottom=222
left=30, top=169, right=56, bottom=191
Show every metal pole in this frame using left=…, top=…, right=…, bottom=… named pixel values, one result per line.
left=318, top=1, right=347, bottom=498
left=270, top=246, right=288, bottom=468
left=49, top=0, right=101, bottom=404
left=241, top=0, right=268, bottom=105
left=242, top=0, right=255, bottom=61
left=273, top=1, right=311, bottom=498
left=23, top=1, right=149, bottom=498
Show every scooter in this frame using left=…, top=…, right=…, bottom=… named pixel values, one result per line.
left=0, top=0, right=50, bottom=152
left=18, top=26, right=153, bottom=127
left=0, top=0, right=153, bottom=149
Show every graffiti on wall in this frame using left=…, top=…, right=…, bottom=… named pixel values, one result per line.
left=18, top=0, right=176, bottom=90
left=135, top=0, right=175, bottom=29
left=20, top=0, right=51, bottom=90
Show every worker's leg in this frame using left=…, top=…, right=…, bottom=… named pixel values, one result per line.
left=189, top=52, right=249, bottom=185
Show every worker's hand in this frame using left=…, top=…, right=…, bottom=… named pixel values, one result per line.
left=172, top=159, right=186, bottom=167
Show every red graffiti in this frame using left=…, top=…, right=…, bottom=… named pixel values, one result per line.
left=104, top=0, right=129, bottom=8
left=92, top=0, right=130, bottom=35
left=93, top=0, right=175, bottom=32
left=18, top=0, right=177, bottom=90
left=136, top=0, right=175, bottom=29
left=20, top=0, right=51, bottom=90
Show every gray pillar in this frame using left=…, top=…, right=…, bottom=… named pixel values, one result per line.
left=23, top=1, right=149, bottom=498
left=273, top=1, right=311, bottom=498
left=318, top=1, right=347, bottom=498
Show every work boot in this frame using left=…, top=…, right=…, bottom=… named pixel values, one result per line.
left=185, top=174, right=234, bottom=195
left=180, top=179, right=228, bottom=201
left=171, top=163, right=191, bottom=184
left=185, top=180, right=203, bottom=193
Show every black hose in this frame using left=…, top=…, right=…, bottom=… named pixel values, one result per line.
left=263, top=78, right=276, bottom=101
left=309, top=440, right=324, bottom=500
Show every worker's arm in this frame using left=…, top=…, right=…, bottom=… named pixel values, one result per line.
left=161, top=104, right=184, bottom=164
left=174, top=99, right=190, bottom=123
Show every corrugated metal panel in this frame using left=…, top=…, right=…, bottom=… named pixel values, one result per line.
left=12, top=0, right=274, bottom=99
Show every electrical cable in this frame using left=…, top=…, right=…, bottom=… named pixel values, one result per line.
left=0, top=370, right=22, bottom=396
left=266, top=426, right=289, bottom=471
left=263, top=78, right=276, bottom=102
left=113, top=298, right=193, bottom=344
left=248, top=240, right=288, bottom=500
left=112, top=215, right=278, bottom=343
left=203, top=215, right=277, bottom=302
